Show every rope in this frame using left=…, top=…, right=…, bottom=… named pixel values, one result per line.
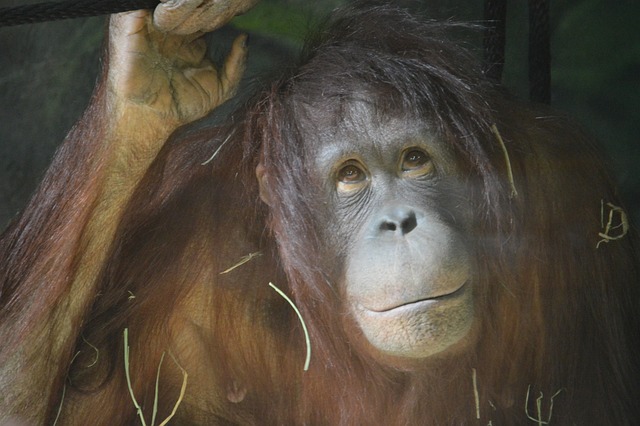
left=0, top=0, right=159, bottom=27
left=482, top=0, right=507, bottom=83
left=528, top=0, right=551, bottom=103
left=5, top=0, right=552, bottom=105
left=484, top=0, right=551, bottom=103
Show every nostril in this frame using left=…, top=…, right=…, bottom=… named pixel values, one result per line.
left=380, top=221, right=397, bottom=232
left=379, top=209, right=418, bottom=235
left=401, top=212, right=417, bottom=234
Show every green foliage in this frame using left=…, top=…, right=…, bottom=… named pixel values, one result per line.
left=551, top=0, right=640, bottom=216
left=553, top=1, right=640, bottom=92
left=232, top=0, right=341, bottom=44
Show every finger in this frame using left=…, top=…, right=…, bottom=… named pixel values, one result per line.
left=218, top=34, right=249, bottom=101
left=169, top=2, right=231, bottom=35
left=173, top=65, right=220, bottom=119
left=173, top=35, right=248, bottom=119
left=109, top=9, right=151, bottom=55
left=110, top=9, right=150, bottom=37
left=161, top=0, right=260, bottom=36
left=107, top=11, right=154, bottom=96
left=155, top=32, right=208, bottom=66
left=153, top=0, right=205, bottom=33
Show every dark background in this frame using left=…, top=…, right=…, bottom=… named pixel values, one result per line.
left=1, top=0, right=638, bottom=229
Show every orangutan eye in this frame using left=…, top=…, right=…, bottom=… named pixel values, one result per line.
left=336, top=161, right=368, bottom=193
left=400, top=148, right=433, bottom=177
left=338, top=164, right=366, bottom=183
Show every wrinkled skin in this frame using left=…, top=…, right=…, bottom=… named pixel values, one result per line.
left=108, top=0, right=256, bottom=129
left=278, top=101, right=475, bottom=359
left=134, top=0, right=473, bottom=362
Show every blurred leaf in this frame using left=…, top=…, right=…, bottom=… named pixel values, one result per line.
left=232, top=1, right=319, bottom=43
left=552, top=1, right=640, bottom=92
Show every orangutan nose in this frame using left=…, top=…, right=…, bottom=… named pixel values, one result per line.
left=378, top=207, right=418, bottom=236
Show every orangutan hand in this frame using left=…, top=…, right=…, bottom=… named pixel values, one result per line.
left=106, top=0, right=258, bottom=125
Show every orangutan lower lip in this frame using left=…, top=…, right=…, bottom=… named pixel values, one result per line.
left=368, top=282, right=468, bottom=313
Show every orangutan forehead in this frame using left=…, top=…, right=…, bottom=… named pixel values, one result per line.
left=294, top=95, right=427, bottom=141
left=291, top=85, right=424, bottom=125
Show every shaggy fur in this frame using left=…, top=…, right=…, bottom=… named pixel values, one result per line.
left=1, top=3, right=639, bottom=424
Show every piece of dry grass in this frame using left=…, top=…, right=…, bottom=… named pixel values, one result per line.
left=82, top=336, right=100, bottom=368
left=491, top=124, right=518, bottom=199
left=158, top=353, right=188, bottom=426
left=220, top=252, right=262, bottom=275
left=472, top=371, right=566, bottom=425
left=268, top=282, right=311, bottom=371
left=52, top=385, right=66, bottom=426
left=201, top=129, right=236, bottom=166
left=124, top=328, right=147, bottom=425
left=123, top=328, right=189, bottom=426
left=472, top=368, right=480, bottom=420
left=525, top=385, right=563, bottom=425
left=597, top=200, right=629, bottom=248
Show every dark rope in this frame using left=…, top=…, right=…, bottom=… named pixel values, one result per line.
left=482, top=0, right=507, bottom=83
left=0, top=0, right=159, bottom=27
left=528, top=0, right=551, bottom=103
left=5, top=0, right=552, bottom=104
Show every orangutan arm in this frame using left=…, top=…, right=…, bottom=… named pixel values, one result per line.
left=0, top=1, right=257, bottom=422
left=76, top=3, right=254, bottom=304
